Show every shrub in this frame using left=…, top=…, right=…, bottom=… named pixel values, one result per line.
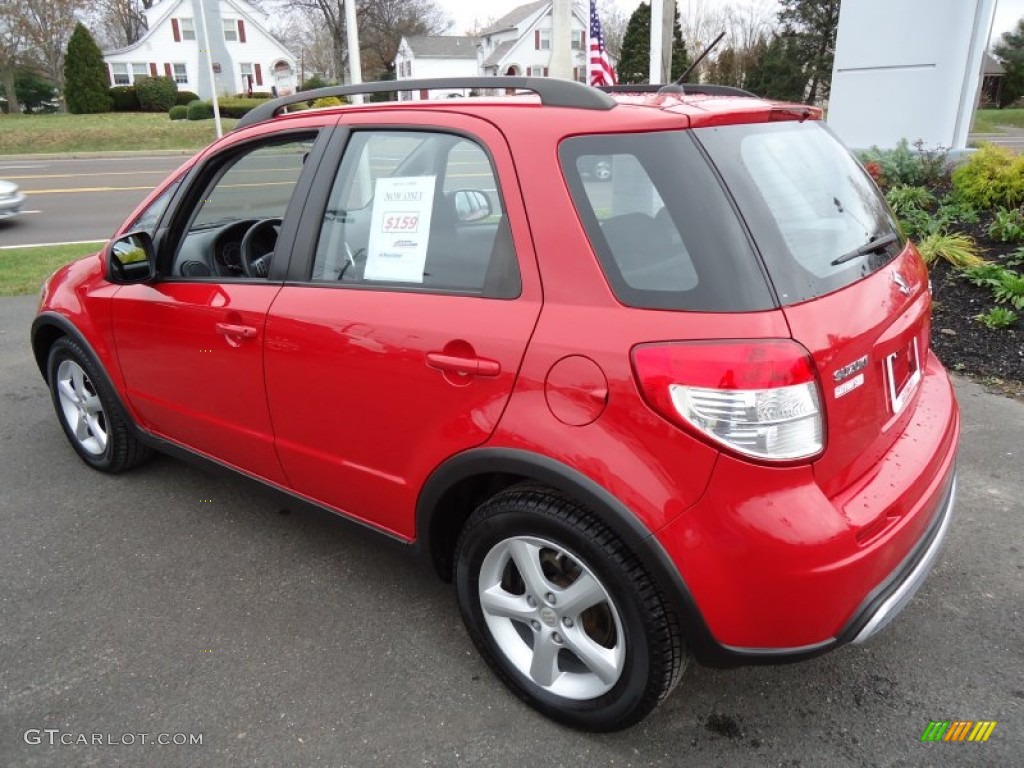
left=962, top=263, right=1008, bottom=288
left=311, top=96, right=344, bottom=109
left=975, top=307, right=1018, bottom=329
left=885, top=185, right=935, bottom=217
left=916, top=233, right=985, bottom=269
left=64, top=24, right=111, bottom=114
left=236, top=91, right=273, bottom=99
left=108, top=86, right=139, bottom=111
left=993, top=270, right=1024, bottom=310
left=300, top=74, right=329, bottom=91
left=214, top=98, right=265, bottom=118
left=988, top=207, right=1024, bottom=243
left=186, top=99, right=213, bottom=120
left=951, top=144, right=1024, bottom=210
left=175, top=90, right=199, bottom=106
left=858, top=139, right=949, bottom=189
left=168, top=105, right=188, bottom=120
left=136, top=75, right=178, bottom=112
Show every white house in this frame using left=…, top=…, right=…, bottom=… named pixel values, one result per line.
left=477, top=1, right=589, bottom=82
left=103, top=0, right=297, bottom=99
left=394, top=36, right=479, bottom=100
left=394, top=1, right=596, bottom=99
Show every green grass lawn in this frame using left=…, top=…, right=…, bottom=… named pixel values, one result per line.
left=972, top=108, right=1024, bottom=133
left=0, top=112, right=238, bottom=155
left=0, top=242, right=104, bottom=296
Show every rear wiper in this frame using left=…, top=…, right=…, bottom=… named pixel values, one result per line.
left=830, top=232, right=899, bottom=266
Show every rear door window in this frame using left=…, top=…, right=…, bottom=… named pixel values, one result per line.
left=560, top=131, right=775, bottom=312
left=694, top=121, right=902, bottom=304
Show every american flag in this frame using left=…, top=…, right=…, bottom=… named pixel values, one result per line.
left=588, top=0, right=616, bottom=86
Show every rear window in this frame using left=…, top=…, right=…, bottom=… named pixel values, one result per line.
left=694, top=121, right=902, bottom=304
left=560, top=131, right=775, bottom=312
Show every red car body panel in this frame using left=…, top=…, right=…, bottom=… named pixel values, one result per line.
left=32, top=89, right=961, bottom=661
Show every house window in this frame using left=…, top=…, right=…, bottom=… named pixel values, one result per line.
left=538, top=29, right=551, bottom=51
left=111, top=63, right=130, bottom=86
left=529, top=66, right=545, bottom=77
left=173, top=63, right=188, bottom=84
left=179, top=18, right=195, bottom=41
left=571, top=30, right=585, bottom=51
left=240, top=62, right=254, bottom=90
left=223, top=19, right=237, bottom=42
left=131, top=62, right=149, bottom=81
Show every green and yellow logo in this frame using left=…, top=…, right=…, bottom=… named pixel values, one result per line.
left=921, top=720, right=997, bottom=742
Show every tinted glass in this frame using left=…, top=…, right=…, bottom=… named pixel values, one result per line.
left=694, top=121, right=902, bottom=304
left=560, top=131, right=774, bottom=312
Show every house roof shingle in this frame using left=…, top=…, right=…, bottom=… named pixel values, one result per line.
left=482, top=40, right=517, bottom=69
left=480, top=1, right=549, bottom=36
left=404, top=35, right=478, bottom=59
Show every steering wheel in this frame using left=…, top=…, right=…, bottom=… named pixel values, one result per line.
left=240, top=218, right=282, bottom=278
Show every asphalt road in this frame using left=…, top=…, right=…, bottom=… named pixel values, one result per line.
left=0, top=293, right=1021, bottom=767
left=0, top=155, right=188, bottom=248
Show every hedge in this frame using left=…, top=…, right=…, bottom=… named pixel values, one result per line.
left=175, top=90, right=199, bottom=106
left=109, top=86, right=139, bottom=111
left=168, top=105, right=188, bottom=120
left=136, top=76, right=178, bottom=112
left=186, top=100, right=214, bottom=120
left=214, top=98, right=266, bottom=118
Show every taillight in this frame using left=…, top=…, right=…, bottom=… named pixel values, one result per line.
left=632, top=340, right=824, bottom=461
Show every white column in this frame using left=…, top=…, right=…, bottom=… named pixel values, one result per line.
left=345, top=0, right=364, bottom=104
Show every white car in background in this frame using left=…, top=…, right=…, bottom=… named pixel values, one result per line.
left=0, top=180, right=26, bottom=220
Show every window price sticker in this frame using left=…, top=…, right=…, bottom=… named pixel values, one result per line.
left=365, top=176, right=436, bottom=282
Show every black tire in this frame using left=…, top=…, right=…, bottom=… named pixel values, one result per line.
left=47, top=336, right=150, bottom=473
left=455, top=485, right=686, bottom=731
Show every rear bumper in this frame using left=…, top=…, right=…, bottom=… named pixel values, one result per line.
left=655, top=352, right=959, bottom=660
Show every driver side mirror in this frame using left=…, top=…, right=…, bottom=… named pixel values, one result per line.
left=108, top=231, right=156, bottom=284
left=452, top=189, right=492, bottom=223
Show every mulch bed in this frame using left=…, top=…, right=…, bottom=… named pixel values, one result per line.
left=927, top=215, right=1024, bottom=398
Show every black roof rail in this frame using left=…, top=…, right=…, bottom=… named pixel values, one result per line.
left=235, top=77, right=617, bottom=130
left=599, top=83, right=758, bottom=98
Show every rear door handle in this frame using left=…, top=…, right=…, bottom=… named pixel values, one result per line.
left=215, top=322, right=258, bottom=339
left=426, top=352, right=501, bottom=378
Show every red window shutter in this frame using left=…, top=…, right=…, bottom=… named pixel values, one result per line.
left=238, top=20, right=246, bottom=43
left=172, top=18, right=181, bottom=43
left=543, top=67, right=549, bottom=77
left=535, top=30, right=540, bottom=49
left=254, top=63, right=263, bottom=86
left=149, top=62, right=158, bottom=77
left=164, top=62, right=172, bottom=78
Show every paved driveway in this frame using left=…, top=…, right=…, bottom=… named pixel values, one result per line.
left=0, top=294, right=1020, bottom=766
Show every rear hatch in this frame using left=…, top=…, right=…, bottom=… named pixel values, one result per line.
left=695, top=120, right=928, bottom=506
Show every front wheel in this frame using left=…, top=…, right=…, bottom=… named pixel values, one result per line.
left=47, top=337, right=150, bottom=473
left=454, top=485, right=686, bottom=731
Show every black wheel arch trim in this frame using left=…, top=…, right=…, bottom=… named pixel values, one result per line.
left=31, top=313, right=136, bottom=423
left=414, top=446, right=799, bottom=668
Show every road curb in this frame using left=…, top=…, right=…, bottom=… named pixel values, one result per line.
left=0, top=149, right=198, bottom=161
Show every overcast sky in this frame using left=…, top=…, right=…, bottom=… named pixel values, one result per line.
left=440, top=0, right=1024, bottom=44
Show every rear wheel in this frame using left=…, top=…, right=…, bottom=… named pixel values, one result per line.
left=47, top=337, right=150, bottom=473
left=454, top=485, right=685, bottom=731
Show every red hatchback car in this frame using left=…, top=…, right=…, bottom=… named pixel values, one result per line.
left=32, top=78, right=959, bottom=731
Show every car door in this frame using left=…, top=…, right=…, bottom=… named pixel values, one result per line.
left=111, top=126, right=331, bottom=482
left=263, top=114, right=542, bottom=538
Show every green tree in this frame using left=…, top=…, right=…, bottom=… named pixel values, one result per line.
left=994, top=18, right=1024, bottom=108
left=777, top=0, right=840, bottom=104
left=618, top=2, right=651, bottom=84
left=63, top=23, right=110, bottom=113
left=744, top=33, right=807, bottom=102
left=617, top=3, right=690, bottom=84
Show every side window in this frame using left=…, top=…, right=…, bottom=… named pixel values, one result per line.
left=311, top=131, right=519, bottom=298
left=129, top=178, right=180, bottom=235
left=171, top=137, right=315, bottom=279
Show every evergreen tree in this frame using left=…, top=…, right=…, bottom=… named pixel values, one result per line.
left=744, top=33, right=807, bottom=102
left=618, top=2, right=651, bottom=84
left=617, top=3, right=690, bottom=85
left=64, top=24, right=110, bottom=114
left=777, top=0, right=840, bottom=104
left=994, top=18, right=1024, bottom=108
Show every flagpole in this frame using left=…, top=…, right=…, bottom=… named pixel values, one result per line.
left=197, top=0, right=223, bottom=137
left=344, top=0, right=363, bottom=104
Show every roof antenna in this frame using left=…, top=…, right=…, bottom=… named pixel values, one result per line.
left=658, top=31, right=726, bottom=95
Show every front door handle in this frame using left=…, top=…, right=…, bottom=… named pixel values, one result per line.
left=426, top=352, right=501, bottom=378
left=215, top=322, right=258, bottom=341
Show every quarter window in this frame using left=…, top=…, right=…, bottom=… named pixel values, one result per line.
left=311, top=131, right=519, bottom=298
